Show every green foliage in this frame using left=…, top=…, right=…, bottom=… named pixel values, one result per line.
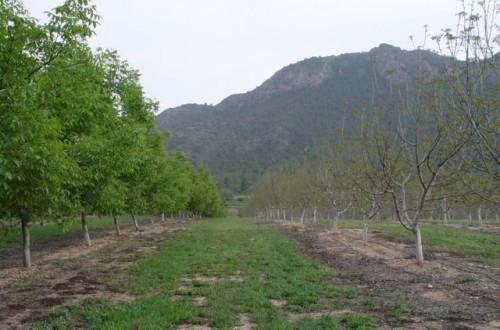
left=341, top=313, right=374, bottom=329
left=188, top=165, right=226, bottom=217
left=0, top=1, right=223, bottom=267
left=0, top=0, right=99, bottom=224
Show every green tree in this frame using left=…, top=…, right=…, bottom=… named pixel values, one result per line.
left=0, top=0, right=98, bottom=267
left=189, top=166, right=226, bottom=217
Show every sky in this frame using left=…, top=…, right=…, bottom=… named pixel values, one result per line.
left=23, top=0, right=462, bottom=110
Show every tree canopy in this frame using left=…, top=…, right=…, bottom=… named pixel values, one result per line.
left=0, top=0, right=225, bottom=267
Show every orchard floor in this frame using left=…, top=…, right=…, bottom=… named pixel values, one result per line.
left=0, top=217, right=498, bottom=329
left=0, top=218, right=195, bottom=329
left=264, top=219, right=500, bottom=330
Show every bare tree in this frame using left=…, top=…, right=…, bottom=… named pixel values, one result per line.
left=431, top=0, right=499, bottom=205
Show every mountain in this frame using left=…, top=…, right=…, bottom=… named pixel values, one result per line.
left=156, top=44, right=445, bottom=194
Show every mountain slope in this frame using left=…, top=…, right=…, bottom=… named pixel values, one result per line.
left=156, top=44, right=445, bottom=192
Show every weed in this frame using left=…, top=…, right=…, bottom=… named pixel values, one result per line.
left=363, top=298, right=376, bottom=308
left=342, top=313, right=374, bottom=329
left=425, top=314, right=439, bottom=321
left=455, top=273, right=475, bottom=284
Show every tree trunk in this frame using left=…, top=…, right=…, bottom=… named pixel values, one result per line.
left=21, top=219, right=31, bottom=268
left=131, top=212, right=140, bottom=231
left=362, top=219, right=368, bottom=246
left=81, top=212, right=91, bottom=247
left=442, top=198, right=448, bottom=224
left=161, top=212, right=165, bottom=222
left=313, top=208, right=317, bottom=224
left=414, top=224, right=424, bottom=266
left=300, top=209, right=306, bottom=225
left=478, top=207, right=483, bottom=225
left=333, top=213, right=339, bottom=230
left=113, top=216, right=121, bottom=237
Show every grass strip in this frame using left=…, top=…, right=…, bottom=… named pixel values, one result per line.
left=32, top=217, right=373, bottom=329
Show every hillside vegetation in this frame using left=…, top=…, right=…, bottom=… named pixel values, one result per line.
left=156, top=44, right=446, bottom=193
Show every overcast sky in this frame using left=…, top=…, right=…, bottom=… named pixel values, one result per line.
left=23, top=1, right=461, bottom=110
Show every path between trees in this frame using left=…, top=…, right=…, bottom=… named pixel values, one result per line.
left=0, top=218, right=499, bottom=329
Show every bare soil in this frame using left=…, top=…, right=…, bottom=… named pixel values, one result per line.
left=264, top=219, right=500, bottom=330
left=0, top=218, right=195, bottom=329
left=1, top=218, right=499, bottom=329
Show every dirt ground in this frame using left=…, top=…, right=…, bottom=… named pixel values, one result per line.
left=0, top=218, right=499, bottom=330
left=265, top=219, right=500, bottom=330
left=0, top=218, right=194, bottom=329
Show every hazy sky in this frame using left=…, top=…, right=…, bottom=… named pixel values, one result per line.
left=23, top=1, right=461, bottom=110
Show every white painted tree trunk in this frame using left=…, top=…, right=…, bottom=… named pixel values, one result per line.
left=414, top=224, right=424, bottom=266
left=81, top=212, right=91, bottom=247
left=300, top=209, right=306, bottom=225
left=478, top=207, right=483, bottom=225
left=113, top=216, right=121, bottom=237
left=442, top=198, right=448, bottom=224
left=362, top=220, right=368, bottom=246
left=161, top=213, right=165, bottom=222
left=363, top=223, right=368, bottom=246
left=22, top=219, right=31, bottom=268
left=333, top=213, right=339, bottom=230
left=313, top=208, right=317, bottom=223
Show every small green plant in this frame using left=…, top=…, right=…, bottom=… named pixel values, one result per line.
left=342, top=313, right=374, bottom=329
left=425, top=314, right=439, bottom=321
left=455, top=274, right=475, bottom=284
left=344, top=288, right=361, bottom=299
left=363, top=298, right=376, bottom=308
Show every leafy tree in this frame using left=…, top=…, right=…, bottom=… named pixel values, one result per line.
left=161, top=150, right=195, bottom=216
left=189, top=165, right=226, bottom=217
left=0, top=0, right=98, bottom=267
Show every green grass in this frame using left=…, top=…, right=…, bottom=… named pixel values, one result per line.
left=313, top=219, right=500, bottom=265
left=370, top=222, right=500, bottom=265
left=33, top=217, right=373, bottom=329
left=0, top=215, right=150, bottom=250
